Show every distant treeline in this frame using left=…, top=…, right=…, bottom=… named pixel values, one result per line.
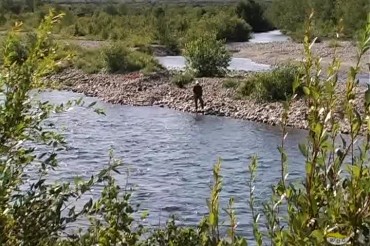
left=0, top=0, right=274, bottom=52
left=268, top=0, right=370, bottom=40
left=0, top=0, right=368, bottom=45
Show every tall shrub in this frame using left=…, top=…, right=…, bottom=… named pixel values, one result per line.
left=184, top=33, right=231, bottom=77
left=0, top=12, right=142, bottom=245
left=102, top=43, right=161, bottom=74
left=235, top=0, right=274, bottom=32
left=247, top=13, right=370, bottom=245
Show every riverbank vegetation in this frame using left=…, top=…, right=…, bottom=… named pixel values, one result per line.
left=0, top=0, right=273, bottom=51
left=171, top=70, right=195, bottom=88
left=1, top=0, right=368, bottom=48
left=1, top=9, right=370, bottom=245
left=56, top=42, right=163, bottom=74
left=184, top=33, right=231, bottom=77
left=268, top=0, right=370, bottom=40
left=237, top=64, right=303, bottom=101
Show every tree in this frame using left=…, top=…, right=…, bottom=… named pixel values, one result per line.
left=184, top=33, right=231, bottom=77
left=235, top=0, right=274, bottom=32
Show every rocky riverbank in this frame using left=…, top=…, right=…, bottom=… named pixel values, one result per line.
left=49, top=68, right=368, bottom=134
left=229, top=40, right=370, bottom=80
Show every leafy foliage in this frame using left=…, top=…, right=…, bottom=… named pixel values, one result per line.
left=238, top=64, right=303, bottom=101
left=1, top=7, right=370, bottom=246
left=0, top=11, right=142, bottom=246
left=103, top=43, right=162, bottom=74
left=235, top=0, right=274, bottom=32
left=222, top=78, right=240, bottom=89
left=249, top=13, right=370, bottom=245
left=171, top=70, right=194, bottom=88
left=184, top=33, right=231, bottom=77
left=71, top=46, right=104, bottom=74
left=268, top=0, right=370, bottom=39
left=0, top=3, right=255, bottom=47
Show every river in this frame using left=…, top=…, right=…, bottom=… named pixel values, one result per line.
left=35, top=31, right=305, bottom=239
left=37, top=89, right=307, bottom=238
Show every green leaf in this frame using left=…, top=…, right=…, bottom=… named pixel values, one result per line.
left=292, top=77, right=301, bottom=93
left=351, top=165, right=361, bottom=179
left=303, top=86, right=310, bottom=95
left=310, top=229, right=324, bottom=242
left=299, top=142, right=308, bottom=158
left=88, top=101, right=97, bottom=108
left=141, top=210, right=149, bottom=220
left=209, top=213, right=215, bottom=226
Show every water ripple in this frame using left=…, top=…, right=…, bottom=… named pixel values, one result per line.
left=37, top=90, right=307, bottom=235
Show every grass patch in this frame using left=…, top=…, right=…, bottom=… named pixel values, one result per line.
left=238, top=64, right=303, bottom=101
left=171, top=71, right=194, bottom=88
left=103, top=43, right=162, bottom=74
left=58, top=42, right=162, bottom=74
left=222, top=78, right=240, bottom=89
left=73, top=47, right=104, bottom=74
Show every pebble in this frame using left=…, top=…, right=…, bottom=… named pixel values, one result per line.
left=47, top=68, right=368, bottom=135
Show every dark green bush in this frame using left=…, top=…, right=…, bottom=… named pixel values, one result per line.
left=236, top=0, right=274, bottom=32
left=171, top=71, right=194, bottom=88
left=239, top=64, right=303, bottom=101
left=184, top=33, right=231, bottom=77
left=218, top=16, right=252, bottom=42
left=103, top=43, right=137, bottom=73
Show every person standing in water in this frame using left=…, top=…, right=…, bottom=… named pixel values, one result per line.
left=193, top=80, right=204, bottom=112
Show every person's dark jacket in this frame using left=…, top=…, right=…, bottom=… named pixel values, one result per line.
left=193, top=84, right=202, bottom=97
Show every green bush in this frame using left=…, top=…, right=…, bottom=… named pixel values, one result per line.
left=74, top=48, right=104, bottom=74
left=239, top=64, right=303, bottom=101
left=235, top=0, right=274, bottom=32
left=184, top=13, right=251, bottom=43
left=143, top=216, right=201, bottom=246
left=184, top=33, right=231, bottom=77
left=267, top=0, right=370, bottom=39
left=103, top=43, right=162, bottom=74
left=222, top=78, right=240, bottom=89
left=217, top=15, right=252, bottom=42
left=171, top=70, right=194, bottom=88
left=237, top=78, right=255, bottom=97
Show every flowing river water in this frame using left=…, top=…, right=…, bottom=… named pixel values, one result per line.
left=32, top=31, right=335, bottom=238
left=39, top=90, right=307, bottom=238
